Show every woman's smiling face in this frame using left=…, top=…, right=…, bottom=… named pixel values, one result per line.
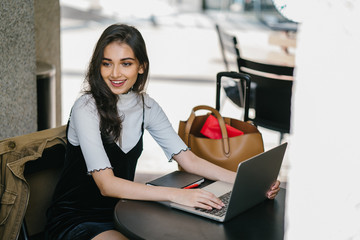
left=101, top=41, right=144, bottom=95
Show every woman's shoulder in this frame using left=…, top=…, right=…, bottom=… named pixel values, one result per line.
left=72, top=94, right=98, bottom=117
left=73, top=94, right=95, bottom=108
left=69, top=94, right=99, bottom=127
left=142, top=92, right=159, bottom=108
left=141, top=92, right=168, bottom=122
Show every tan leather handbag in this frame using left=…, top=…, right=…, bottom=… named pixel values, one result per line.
left=178, top=105, right=264, bottom=172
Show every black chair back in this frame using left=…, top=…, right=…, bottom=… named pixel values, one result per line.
left=215, top=24, right=294, bottom=143
left=238, top=57, right=294, bottom=142
left=215, top=24, right=248, bottom=109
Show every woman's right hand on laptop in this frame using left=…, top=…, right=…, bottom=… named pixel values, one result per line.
left=169, top=188, right=225, bottom=210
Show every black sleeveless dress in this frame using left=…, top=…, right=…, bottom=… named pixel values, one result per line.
left=45, top=101, right=145, bottom=240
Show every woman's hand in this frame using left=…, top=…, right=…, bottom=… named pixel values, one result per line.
left=171, top=188, right=225, bottom=210
left=266, top=180, right=281, bottom=199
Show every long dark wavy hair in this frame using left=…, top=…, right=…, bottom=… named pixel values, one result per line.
left=84, top=24, right=149, bottom=141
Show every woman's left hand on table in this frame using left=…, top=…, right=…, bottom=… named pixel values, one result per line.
left=266, top=180, right=280, bottom=199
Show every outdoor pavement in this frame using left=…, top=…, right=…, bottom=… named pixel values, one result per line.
left=60, top=0, right=291, bottom=183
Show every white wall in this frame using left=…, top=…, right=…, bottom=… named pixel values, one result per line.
left=285, top=1, right=360, bottom=239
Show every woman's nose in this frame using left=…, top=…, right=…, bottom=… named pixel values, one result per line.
left=111, top=65, right=122, bottom=78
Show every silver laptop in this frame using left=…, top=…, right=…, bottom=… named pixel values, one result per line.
left=169, top=142, right=287, bottom=222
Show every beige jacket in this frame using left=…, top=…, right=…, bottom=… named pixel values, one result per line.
left=0, top=126, right=66, bottom=240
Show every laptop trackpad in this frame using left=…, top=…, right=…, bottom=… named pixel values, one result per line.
left=201, top=181, right=233, bottom=197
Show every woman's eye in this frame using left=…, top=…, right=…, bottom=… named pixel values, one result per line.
left=122, top=62, right=132, bottom=67
left=102, top=62, right=111, bottom=67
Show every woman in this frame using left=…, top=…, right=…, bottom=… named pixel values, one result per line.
left=45, top=24, right=280, bottom=240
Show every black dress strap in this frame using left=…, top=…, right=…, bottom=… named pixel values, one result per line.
left=141, top=93, right=145, bottom=133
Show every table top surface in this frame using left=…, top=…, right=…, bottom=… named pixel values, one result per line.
left=114, top=188, right=286, bottom=240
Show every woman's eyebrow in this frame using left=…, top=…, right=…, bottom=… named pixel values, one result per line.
left=102, top=57, right=135, bottom=61
left=120, top=57, right=136, bottom=61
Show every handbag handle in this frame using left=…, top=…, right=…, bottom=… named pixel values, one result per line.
left=184, top=105, right=230, bottom=156
left=216, top=71, right=251, bottom=122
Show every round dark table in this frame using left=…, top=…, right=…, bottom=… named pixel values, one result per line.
left=114, top=188, right=286, bottom=240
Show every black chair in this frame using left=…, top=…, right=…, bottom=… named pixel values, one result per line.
left=15, top=126, right=67, bottom=240
left=238, top=57, right=294, bottom=143
left=215, top=24, right=294, bottom=143
left=215, top=24, right=249, bottom=109
left=21, top=143, right=66, bottom=240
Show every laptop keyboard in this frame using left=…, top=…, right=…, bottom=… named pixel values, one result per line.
left=196, top=191, right=232, bottom=217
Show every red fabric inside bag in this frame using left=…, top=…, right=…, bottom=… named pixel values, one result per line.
left=200, top=114, right=244, bottom=139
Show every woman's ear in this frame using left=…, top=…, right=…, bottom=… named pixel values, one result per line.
left=138, top=65, right=144, bottom=74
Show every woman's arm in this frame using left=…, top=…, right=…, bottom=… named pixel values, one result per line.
left=173, top=150, right=280, bottom=199
left=92, top=149, right=279, bottom=209
left=91, top=168, right=224, bottom=210
left=173, top=150, right=236, bottom=183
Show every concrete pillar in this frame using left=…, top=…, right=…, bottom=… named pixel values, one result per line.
left=0, top=0, right=61, bottom=139
left=0, top=0, right=37, bottom=138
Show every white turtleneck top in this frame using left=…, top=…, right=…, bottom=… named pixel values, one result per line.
left=67, top=91, right=188, bottom=173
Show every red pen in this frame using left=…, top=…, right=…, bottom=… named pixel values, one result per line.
left=183, top=179, right=204, bottom=189
left=184, top=183, right=199, bottom=189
